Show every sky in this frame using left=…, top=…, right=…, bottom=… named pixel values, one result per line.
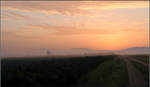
left=1, top=1, right=149, bottom=57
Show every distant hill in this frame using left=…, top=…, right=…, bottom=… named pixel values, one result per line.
left=115, top=47, right=149, bottom=55
left=69, top=47, right=149, bottom=55
left=3, top=47, right=148, bottom=57
left=45, top=47, right=149, bottom=56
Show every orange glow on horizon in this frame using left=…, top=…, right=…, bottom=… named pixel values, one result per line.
left=1, top=1, right=149, bottom=53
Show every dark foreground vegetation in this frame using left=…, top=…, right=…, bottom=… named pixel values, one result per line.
left=1, top=55, right=149, bottom=87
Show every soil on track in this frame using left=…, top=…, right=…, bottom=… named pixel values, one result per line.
left=129, top=57, right=149, bottom=67
left=122, top=56, right=147, bottom=87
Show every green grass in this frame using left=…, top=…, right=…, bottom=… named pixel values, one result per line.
left=78, top=58, right=129, bottom=87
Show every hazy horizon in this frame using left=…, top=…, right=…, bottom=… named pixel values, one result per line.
left=1, top=1, right=149, bottom=57
left=1, top=46, right=149, bottom=58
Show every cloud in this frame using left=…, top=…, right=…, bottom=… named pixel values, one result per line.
left=79, top=1, right=148, bottom=10
left=29, top=24, right=116, bottom=35
left=28, top=24, right=145, bottom=35
left=1, top=1, right=89, bottom=16
left=2, top=31, right=39, bottom=40
left=1, top=1, right=148, bottom=16
left=2, top=10, right=30, bottom=20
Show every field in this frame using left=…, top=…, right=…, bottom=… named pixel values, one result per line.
left=1, top=55, right=149, bottom=87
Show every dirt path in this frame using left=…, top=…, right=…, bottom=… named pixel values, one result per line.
left=128, top=57, right=149, bottom=67
left=122, top=56, right=147, bottom=87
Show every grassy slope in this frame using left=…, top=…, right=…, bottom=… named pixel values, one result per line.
left=78, top=58, right=129, bottom=87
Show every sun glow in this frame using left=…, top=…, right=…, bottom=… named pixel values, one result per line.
left=1, top=1, right=149, bottom=57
